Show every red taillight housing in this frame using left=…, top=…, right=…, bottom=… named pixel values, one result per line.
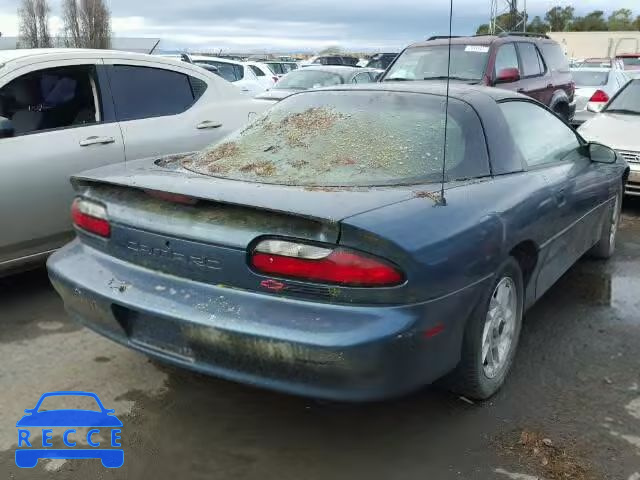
left=71, top=198, right=111, bottom=238
left=250, top=239, right=404, bottom=287
left=589, top=89, right=609, bottom=103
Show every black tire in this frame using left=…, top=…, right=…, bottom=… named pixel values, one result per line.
left=589, top=190, right=622, bottom=259
left=446, top=257, right=524, bottom=400
left=554, top=103, right=569, bottom=123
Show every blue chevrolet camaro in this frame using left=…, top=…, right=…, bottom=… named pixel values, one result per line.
left=47, top=84, right=629, bottom=401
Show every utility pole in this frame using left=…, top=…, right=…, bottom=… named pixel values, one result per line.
left=489, top=0, right=527, bottom=34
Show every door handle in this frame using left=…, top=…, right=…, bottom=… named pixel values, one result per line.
left=555, top=188, right=567, bottom=206
left=546, top=84, right=553, bottom=88
left=197, top=121, right=223, bottom=130
left=516, top=88, right=525, bottom=93
left=79, top=136, right=115, bottom=147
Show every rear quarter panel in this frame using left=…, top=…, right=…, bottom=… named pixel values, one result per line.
left=340, top=172, right=555, bottom=306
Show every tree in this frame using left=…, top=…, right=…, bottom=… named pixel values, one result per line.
left=527, top=16, right=549, bottom=34
left=572, top=11, right=608, bottom=32
left=476, top=24, right=490, bottom=35
left=62, top=0, right=111, bottom=49
left=635, top=15, right=640, bottom=30
left=545, top=6, right=574, bottom=31
left=608, top=8, right=634, bottom=31
left=18, top=0, right=52, bottom=48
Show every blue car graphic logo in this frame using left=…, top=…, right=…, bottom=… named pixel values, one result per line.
left=15, top=391, right=123, bottom=468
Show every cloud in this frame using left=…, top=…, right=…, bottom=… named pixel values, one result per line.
left=0, top=0, right=637, bottom=51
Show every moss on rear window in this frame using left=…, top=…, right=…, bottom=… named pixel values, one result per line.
left=183, top=90, right=487, bottom=186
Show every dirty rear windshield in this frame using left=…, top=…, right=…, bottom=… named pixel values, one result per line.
left=383, top=45, right=489, bottom=82
left=183, top=90, right=490, bottom=186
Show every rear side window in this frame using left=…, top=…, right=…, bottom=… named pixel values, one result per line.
left=250, top=65, right=265, bottom=77
left=183, top=91, right=490, bottom=186
left=518, top=43, right=543, bottom=77
left=495, top=44, right=519, bottom=74
left=499, top=101, right=580, bottom=168
left=109, top=65, right=197, bottom=121
left=540, top=43, right=569, bottom=73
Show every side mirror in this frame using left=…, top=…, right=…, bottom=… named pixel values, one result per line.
left=588, top=142, right=617, bottom=164
left=495, top=68, right=521, bottom=84
left=586, top=103, right=604, bottom=113
left=0, top=116, right=14, bottom=139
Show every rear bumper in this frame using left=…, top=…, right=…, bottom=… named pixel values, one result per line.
left=626, top=168, right=640, bottom=197
left=47, top=240, right=489, bottom=401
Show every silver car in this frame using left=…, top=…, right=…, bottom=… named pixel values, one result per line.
left=0, top=49, right=267, bottom=276
left=570, top=67, right=630, bottom=126
left=255, top=66, right=382, bottom=102
left=579, top=79, right=640, bottom=196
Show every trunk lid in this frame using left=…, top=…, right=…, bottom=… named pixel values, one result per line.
left=73, top=157, right=420, bottom=224
left=72, top=157, right=434, bottom=297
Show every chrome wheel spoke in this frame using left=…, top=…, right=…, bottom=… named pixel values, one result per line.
left=482, top=277, right=517, bottom=379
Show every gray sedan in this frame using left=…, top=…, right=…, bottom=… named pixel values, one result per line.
left=255, top=66, right=381, bottom=101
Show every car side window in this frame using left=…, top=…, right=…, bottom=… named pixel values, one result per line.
left=352, top=72, right=374, bottom=84
left=250, top=65, right=265, bottom=77
left=0, top=64, right=101, bottom=138
left=109, top=65, right=198, bottom=122
left=499, top=101, right=581, bottom=168
left=495, top=43, right=519, bottom=75
left=234, top=65, right=245, bottom=80
left=517, top=43, right=543, bottom=77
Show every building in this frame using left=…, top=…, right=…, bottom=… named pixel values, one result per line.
left=548, top=31, right=640, bottom=60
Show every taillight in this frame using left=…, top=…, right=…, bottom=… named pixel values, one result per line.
left=589, top=89, right=609, bottom=103
left=71, top=198, right=110, bottom=238
left=250, top=239, right=404, bottom=287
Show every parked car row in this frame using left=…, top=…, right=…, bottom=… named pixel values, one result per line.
left=1, top=38, right=637, bottom=404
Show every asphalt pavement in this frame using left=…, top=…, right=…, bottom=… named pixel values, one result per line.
left=1, top=198, right=639, bottom=480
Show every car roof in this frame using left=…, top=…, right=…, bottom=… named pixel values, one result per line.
left=0, top=48, right=189, bottom=70
left=570, top=67, right=612, bottom=72
left=406, top=34, right=556, bottom=49
left=189, top=55, right=243, bottom=65
left=290, top=65, right=378, bottom=79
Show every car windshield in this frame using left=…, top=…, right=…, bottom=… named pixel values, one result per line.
left=384, top=45, right=488, bottom=82
left=572, top=70, right=609, bottom=87
left=619, top=57, right=640, bottom=67
left=275, top=70, right=344, bottom=90
left=605, top=80, right=640, bottom=114
left=182, top=90, right=489, bottom=186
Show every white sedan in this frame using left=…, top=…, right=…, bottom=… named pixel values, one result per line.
left=190, top=56, right=274, bottom=96
left=579, top=79, right=640, bottom=196
left=0, top=48, right=268, bottom=275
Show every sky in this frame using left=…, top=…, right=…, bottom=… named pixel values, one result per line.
left=0, top=0, right=636, bottom=52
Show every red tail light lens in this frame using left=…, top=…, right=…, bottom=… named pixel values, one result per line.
left=71, top=198, right=111, bottom=238
left=250, top=239, right=404, bottom=287
left=589, top=89, right=609, bottom=103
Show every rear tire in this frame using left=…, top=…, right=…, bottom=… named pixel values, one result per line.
left=589, top=190, right=622, bottom=260
left=554, top=103, right=569, bottom=123
left=446, top=258, right=524, bottom=400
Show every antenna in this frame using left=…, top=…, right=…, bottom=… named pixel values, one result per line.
left=437, top=0, right=454, bottom=207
